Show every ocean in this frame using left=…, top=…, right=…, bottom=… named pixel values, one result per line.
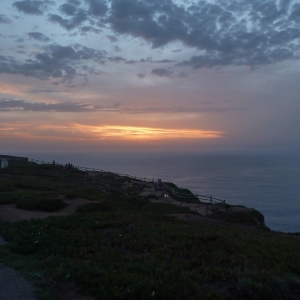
left=23, top=151, right=300, bottom=233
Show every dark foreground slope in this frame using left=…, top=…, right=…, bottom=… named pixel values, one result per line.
left=0, top=162, right=300, bottom=300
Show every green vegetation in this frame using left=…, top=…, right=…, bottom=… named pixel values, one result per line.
left=0, top=161, right=300, bottom=299
left=164, top=182, right=198, bottom=203
left=16, top=197, right=66, bottom=212
left=209, top=209, right=267, bottom=227
left=76, top=201, right=116, bottom=213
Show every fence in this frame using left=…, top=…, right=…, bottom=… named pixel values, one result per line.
left=28, top=158, right=156, bottom=183
left=163, top=182, right=226, bottom=206
left=27, top=158, right=226, bottom=207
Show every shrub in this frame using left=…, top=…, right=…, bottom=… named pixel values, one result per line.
left=16, top=198, right=66, bottom=212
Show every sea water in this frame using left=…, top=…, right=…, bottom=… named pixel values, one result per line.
left=23, top=151, right=300, bottom=233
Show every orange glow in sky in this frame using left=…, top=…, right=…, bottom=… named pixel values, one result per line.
left=0, top=122, right=224, bottom=141
left=71, top=124, right=224, bottom=140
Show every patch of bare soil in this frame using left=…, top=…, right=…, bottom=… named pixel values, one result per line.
left=0, top=198, right=96, bottom=222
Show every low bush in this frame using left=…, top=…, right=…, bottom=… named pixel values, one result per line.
left=16, top=197, right=66, bottom=212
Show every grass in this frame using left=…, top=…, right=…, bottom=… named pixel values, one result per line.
left=16, top=197, right=66, bottom=212
left=209, top=209, right=267, bottom=228
left=76, top=201, right=116, bottom=213
left=1, top=212, right=300, bottom=299
left=164, top=182, right=199, bottom=203
left=0, top=161, right=300, bottom=299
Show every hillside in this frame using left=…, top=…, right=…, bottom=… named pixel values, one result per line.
left=0, top=161, right=300, bottom=299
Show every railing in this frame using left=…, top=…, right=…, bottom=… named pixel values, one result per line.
left=28, top=158, right=156, bottom=183
left=163, top=182, right=226, bottom=206
left=28, top=158, right=226, bottom=207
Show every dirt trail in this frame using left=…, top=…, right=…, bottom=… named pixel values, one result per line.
left=0, top=198, right=96, bottom=222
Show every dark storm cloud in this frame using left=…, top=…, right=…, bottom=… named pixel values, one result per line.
left=151, top=68, right=173, bottom=77
left=12, top=1, right=51, bottom=15
left=0, top=14, right=13, bottom=24
left=0, top=44, right=107, bottom=84
left=27, top=32, right=50, bottom=42
left=0, top=98, right=120, bottom=112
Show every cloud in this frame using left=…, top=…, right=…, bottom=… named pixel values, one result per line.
left=67, top=0, right=81, bottom=5
left=119, top=105, right=241, bottom=114
left=106, top=0, right=300, bottom=68
left=12, top=1, right=49, bottom=15
left=0, top=14, right=13, bottom=24
left=151, top=68, right=173, bottom=77
left=11, top=0, right=300, bottom=68
left=27, top=88, right=59, bottom=93
left=113, top=45, right=121, bottom=52
left=137, top=73, right=145, bottom=79
left=107, top=35, right=118, bottom=42
left=125, top=60, right=137, bottom=64
left=0, top=43, right=107, bottom=84
left=59, top=3, right=77, bottom=16
left=49, top=9, right=88, bottom=30
left=0, top=98, right=120, bottom=112
left=68, top=124, right=224, bottom=140
left=155, top=59, right=175, bottom=63
left=80, top=26, right=101, bottom=34
left=27, top=32, right=50, bottom=42
left=108, top=56, right=126, bottom=62
left=86, top=0, right=108, bottom=16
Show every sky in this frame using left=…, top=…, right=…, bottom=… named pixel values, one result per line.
left=1, top=0, right=300, bottom=154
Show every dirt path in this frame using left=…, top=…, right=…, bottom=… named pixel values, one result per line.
left=0, top=198, right=95, bottom=222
